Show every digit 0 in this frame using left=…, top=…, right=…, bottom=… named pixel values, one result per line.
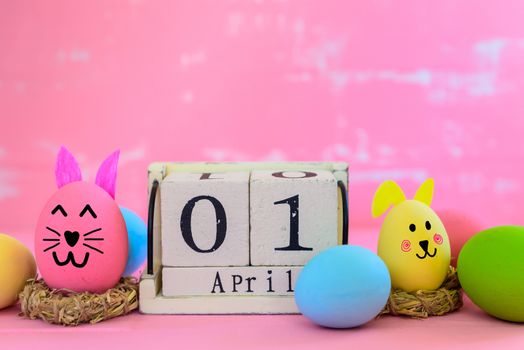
left=180, top=195, right=227, bottom=253
left=271, top=171, right=317, bottom=179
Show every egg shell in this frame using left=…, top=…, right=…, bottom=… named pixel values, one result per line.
left=35, top=182, right=128, bottom=293
left=120, top=207, right=147, bottom=276
left=438, top=210, right=483, bottom=267
left=378, top=200, right=450, bottom=292
left=0, top=234, right=36, bottom=309
left=458, top=226, right=524, bottom=322
left=295, top=245, right=391, bottom=328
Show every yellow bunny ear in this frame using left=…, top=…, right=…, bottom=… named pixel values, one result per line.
left=414, top=178, right=434, bottom=206
left=372, top=180, right=407, bottom=218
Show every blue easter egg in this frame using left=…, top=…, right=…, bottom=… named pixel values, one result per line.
left=295, top=245, right=391, bottom=328
left=120, top=207, right=147, bottom=276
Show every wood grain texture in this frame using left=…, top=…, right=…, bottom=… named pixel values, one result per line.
left=162, top=266, right=300, bottom=297
left=161, top=171, right=249, bottom=267
left=250, top=170, right=338, bottom=266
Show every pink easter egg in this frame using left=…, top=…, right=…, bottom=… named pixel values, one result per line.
left=35, top=182, right=128, bottom=293
left=437, top=210, right=483, bottom=267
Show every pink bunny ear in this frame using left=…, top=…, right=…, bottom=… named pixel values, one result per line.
left=95, top=150, right=119, bottom=199
left=55, top=146, right=82, bottom=188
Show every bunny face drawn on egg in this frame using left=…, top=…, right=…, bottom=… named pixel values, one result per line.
left=35, top=147, right=128, bottom=293
left=372, top=179, right=450, bottom=292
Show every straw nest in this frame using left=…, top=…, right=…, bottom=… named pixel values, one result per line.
left=380, top=266, right=463, bottom=318
left=18, top=277, right=138, bottom=326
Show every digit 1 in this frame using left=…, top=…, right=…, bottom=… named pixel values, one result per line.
left=274, top=195, right=312, bottom=251
left=180, top=195, right=227, bottom=253
left=286, top=270, right=293, bottom=292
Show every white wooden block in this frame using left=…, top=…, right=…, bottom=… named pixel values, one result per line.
left=250, top=170, right=338, bottom=266
left=162, top=266, right=301, bottom=297
left=161, top=172, right=249, bottom=267
left=139, top=270, right=299, bottom=314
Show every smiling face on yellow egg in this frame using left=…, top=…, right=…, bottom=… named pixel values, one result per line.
left=372, top=179, right=451, bottom=292
left=377, top=200, right=450, bottom=291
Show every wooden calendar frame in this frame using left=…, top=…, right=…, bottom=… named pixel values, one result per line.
left=139, top=162, right=348, bottom=314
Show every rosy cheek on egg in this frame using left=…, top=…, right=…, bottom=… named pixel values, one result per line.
left=434, top=233, right=443, bottom=245
left=401, top=240, right=411, bottom=252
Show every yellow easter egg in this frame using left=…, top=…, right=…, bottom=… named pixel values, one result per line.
left=0, top=234, right=36, bottom=309
left=377, top=200, right=450, bottom=291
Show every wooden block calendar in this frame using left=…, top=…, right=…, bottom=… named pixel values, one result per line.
left=139, top=162, right=348, bottom=314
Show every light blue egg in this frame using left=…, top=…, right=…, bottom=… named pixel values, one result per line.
left=295, top=245, right=391, bottom=328
left=120, top=207, right=147, bottom=276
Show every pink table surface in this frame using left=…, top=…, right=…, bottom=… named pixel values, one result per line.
left=2, top=298, right=523, bottom=350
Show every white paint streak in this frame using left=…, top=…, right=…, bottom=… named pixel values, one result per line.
left=342, top=37, right=524, bottom=100
left=350, top=169, right=429, bottom=183
left=227, top=12, right=245, bottom=37
left=349, top=69, right=498, bottom=99
left=293, top=34, right=350, bottom=91
left=386, top=69, right=432, bottom=85
left=445, top=71, right=497, bottom=97
left=37, top=140, right=62, bottom=154
left=0, top=169, right=18, bottom=200
left=493, top=178, right=521, bottom=194
left=180, top=51, right=206, bottom=69
left=355, top=128, right=370, bottom=163
left=202, top=148, right=287, bottom=162
left=262, top=149, right=287, bottom=161
left=276, top=13, right=287, bottom=30
left=474, top=38, right=507, bottom=66
left=323, top=130, right=369, bottom=162
left=336, top=114, right=348, bottom=129
left=254, top=13, right=266, bottom=31
left=305, top=39, right=344, bottom=72
left=457, top=173, right=486, bottom=193
left=376, top=144, right=397, bottom=166
left=70, top=49, right=91, bottom=62
left=377, top=144, right=395, bottom=157
left=442, top=121, right=464, bottom=158
left=202, top=148, right=249, bottom=161
left=322, top=144, right=350, bottom=160
left=427, top=89, right=449, bottom=103
left=120, top=146, right=147, bottom=165
left=57, top=49, right=91, bottom=63
left=329, top=71, right=350, bottom=90
left=284, top=72, right=311, bottom=83
left=353, top=69, right=432, bottom=86
left=448, top=146, right=463, bottom=158
left=181, top=90, right=195, bottom=104
left=293, top=19, right=305, bottom=39
left=15, top=81, right=26, bottom=93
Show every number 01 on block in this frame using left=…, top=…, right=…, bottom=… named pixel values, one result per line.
left=140, top=162, right=348, bottom=314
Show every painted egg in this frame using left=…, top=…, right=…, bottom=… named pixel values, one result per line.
left=378, top=200, right=450, bottom=292
left=295, top=245, right=391, bottom=328
left=372, top=179, right=451, bottom=292
left=0, top=234, right=36, bottom=309
left=35, top=182, right=128, bottom=293
left=120, top=207, right=147, bottom=276
left=438, top=210, right=483, bottom=267
left=458, top=226, right=524, bottom=322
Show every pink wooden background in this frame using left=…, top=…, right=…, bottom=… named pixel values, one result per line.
left=2, top=0, right=524, bottom=243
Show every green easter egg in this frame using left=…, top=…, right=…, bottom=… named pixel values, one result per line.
left=458, top=226, right=524, bottom=322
